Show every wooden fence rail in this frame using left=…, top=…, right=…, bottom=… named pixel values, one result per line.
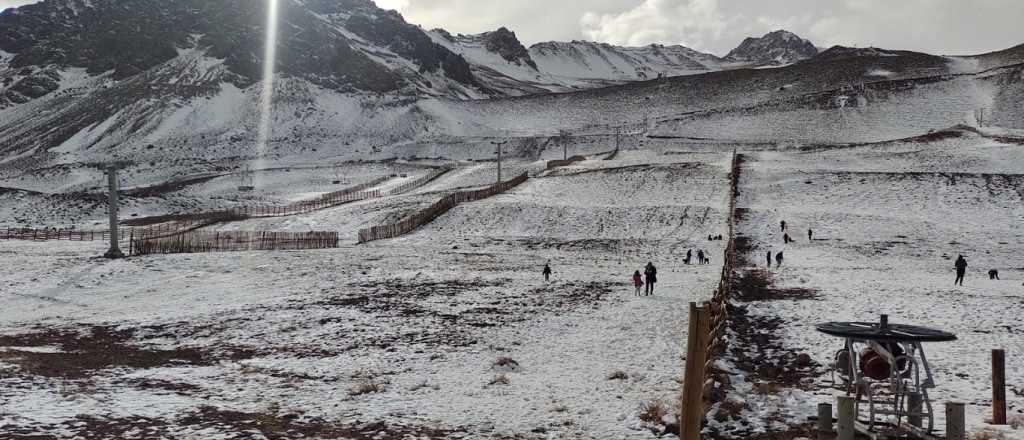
left=121, top=167, right=453, bottom=230
left=358, top=172, right=529, bottom=243
left=545, top=155, right=587, bottom=170
left=2, top=228, right=114, bottom=242
left=131, top=231, right=339, bottom=255
left=679, top=150, right=740, bottom=439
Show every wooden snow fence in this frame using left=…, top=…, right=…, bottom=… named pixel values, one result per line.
left=358, top=172, right=528, bottom=243
left=130, top=231, right=338, bottom=255
left=545, top=155, right=587, bottom=170
left=384, top=167, right=452, bottom=195
left=679, top=150, right=740, bottom=440
left=2, top=227, right=114, bottom=242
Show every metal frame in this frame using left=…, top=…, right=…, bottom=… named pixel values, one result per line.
left=832, top=338, right=937, bottom=434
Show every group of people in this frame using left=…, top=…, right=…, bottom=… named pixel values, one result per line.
left=767, top=220, right=799, bottom=268
left=684, top=249, right=710, bottom=265
left=632, top=262, right=658, bottom=296
left=953, top=255, right=1003, bottom=286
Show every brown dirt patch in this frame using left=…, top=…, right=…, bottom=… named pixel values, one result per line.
left=0, top=325, right=252, bottom=379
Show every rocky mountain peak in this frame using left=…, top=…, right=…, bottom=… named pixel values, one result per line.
left=725, top=29, right=818, bottom=65
left=482, top=27, right=537, bottom=70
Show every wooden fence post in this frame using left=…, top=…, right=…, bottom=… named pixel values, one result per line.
left=836, top=396, right=855, bottom=440
left=946, top=402, right=965, bottom=440
left=680, top=302, right=710, bottom=440
left=992, top=349, right=1006, bottom=425
left=817, top=403, right=833, bottom=440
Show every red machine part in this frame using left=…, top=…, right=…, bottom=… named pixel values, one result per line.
left=859, top=349, right=892, bottom=380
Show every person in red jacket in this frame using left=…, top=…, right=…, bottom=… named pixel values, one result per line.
left=632, top=270, right=643, bottom=296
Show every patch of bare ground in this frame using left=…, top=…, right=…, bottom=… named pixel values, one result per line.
left=2, top=409, right=534, bottom=440
left=0, top=325, right=253, bottom=379
left=706, top=423, right=818, bottom=440
left=304, top=279, right=617, bottom=351
left=732, top=268, right=818, bottom=302
left=705, top=260, right=823, bottom=438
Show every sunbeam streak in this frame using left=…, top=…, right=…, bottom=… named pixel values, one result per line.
left=254, top=0, right=279, bottom=183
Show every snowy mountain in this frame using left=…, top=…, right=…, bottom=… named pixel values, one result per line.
left=1, top=0, right=1022, bottom=187
left=528, top=40, right=721, bottom=81
left=724, top=30, right=819, bottom=66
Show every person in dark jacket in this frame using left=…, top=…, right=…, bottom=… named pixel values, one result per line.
left=644, top=262, right=657, bottom=296
left=781, top=220, right=787, bottom=232
left=685, top=249, right=693, bottom=265
left=775, top=251, right=784, bottom=267
left=808, top=229, right=814, bottom=241
left=954, top=255, right=967, bottom=286
left=633, top=270, right=644, bottom=296
left=543, top=263, right=552, bottom=282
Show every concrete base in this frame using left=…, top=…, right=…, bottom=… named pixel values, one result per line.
left=104, top=248, right=125, bottom=259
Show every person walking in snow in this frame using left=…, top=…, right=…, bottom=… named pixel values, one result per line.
left=644, top=262, right=658, bottom=296
left=543, top=262, right=552, bottom=282
left=697, top=249, right=706, bottom=265
left=685, top=249, right=693, bottom=265
left=954, top=255, right=967, bottom=286
left=780, top=220, right=787, bottom=232
left=633, top=270, right=644, bottom=296
left=766, top=250, right=772, bottom=269
left=808, top=229, right=814, bottom=241
left=775, top=251, right=784, bottom=267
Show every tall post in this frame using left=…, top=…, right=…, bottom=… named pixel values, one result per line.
left=836, top=396, right=855, bottom=440
left=680, top=302, right=709, bottom=440
left=945, top=402, right=965, bottom=440
left=491, top=140, right=508, bottom=184
left=615, top=127, right=620, bottom=152
left=817, top=403, right=833, bottom=440
left=104, top=167, right=124, bottom=259
left=992, top=349, right=1006, bottom=425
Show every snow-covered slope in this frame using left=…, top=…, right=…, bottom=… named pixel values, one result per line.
left=529, top=40, right=721, bottom=82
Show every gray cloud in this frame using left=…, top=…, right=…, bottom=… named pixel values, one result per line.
left=2, top=0, right=1021, bottom=56
left=386, top=0, right=1024, bottom=56
left=0, top=0, right=33, bottom=10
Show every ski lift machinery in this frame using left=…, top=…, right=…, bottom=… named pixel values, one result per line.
left=816, top=315, right=957, bottom=437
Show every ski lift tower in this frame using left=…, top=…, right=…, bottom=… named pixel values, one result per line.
left=103, top=165, right=125, bottom=259
left=238, top=167, right=255, bottom=192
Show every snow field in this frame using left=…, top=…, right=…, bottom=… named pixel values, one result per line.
left=732, top=137, right=1024, bottom=438
left=0, top=149, right=735, bottom=438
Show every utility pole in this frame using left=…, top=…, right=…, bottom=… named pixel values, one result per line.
left=491, top=140, right=508, bottom=183
left=558, top=129, right=569, bottom=160
left=103, top=166, right=125, bottom=259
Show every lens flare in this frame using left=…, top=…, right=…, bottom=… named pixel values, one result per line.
left=254, top=0, right=279, bottom=182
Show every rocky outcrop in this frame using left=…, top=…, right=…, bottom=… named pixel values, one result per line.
left=724, top=30, right=818, bottom=65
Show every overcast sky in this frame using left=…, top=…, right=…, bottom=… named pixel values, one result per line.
left=2, top=0, right=1022, bottom=56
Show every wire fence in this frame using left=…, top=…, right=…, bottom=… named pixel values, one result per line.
left=358, top=172, right=529, bottom=243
